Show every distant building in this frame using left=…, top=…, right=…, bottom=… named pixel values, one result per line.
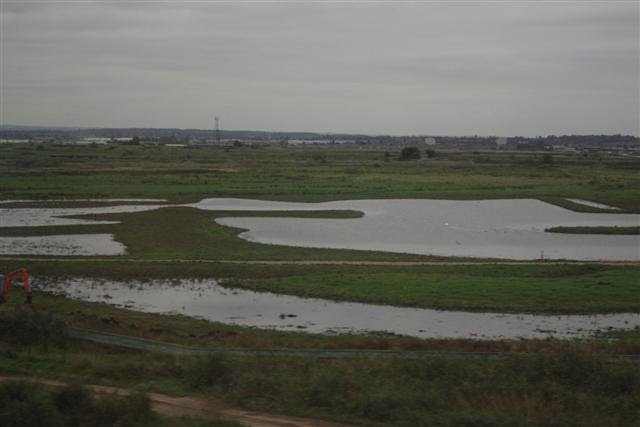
left=424, top=137, right=436, bottom=145
left=495, top=137, right=508, bottom=146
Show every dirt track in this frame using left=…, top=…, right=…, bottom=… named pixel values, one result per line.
left=0, top=375, right=351, bottom=427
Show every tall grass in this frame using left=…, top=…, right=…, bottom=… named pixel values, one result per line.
left=0, top=308, right=67, bottom=348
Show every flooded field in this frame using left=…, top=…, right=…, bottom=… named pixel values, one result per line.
left=1, top=198, right=638, bottom=260
left=0, top=204, right=165, bottom=227
left=206, top=198, right=639, bottom=261
left=35, top=277, right=640, bottom=340
left=0, top=234, right=125, bottom=256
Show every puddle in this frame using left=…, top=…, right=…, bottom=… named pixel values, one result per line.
left=0, top=235, right=125, bottom=256
left=34, top=277, right=640, bottom=340
left=204, top=198, right=639, bottom=261
left=566, top=199, right=622, bottom=211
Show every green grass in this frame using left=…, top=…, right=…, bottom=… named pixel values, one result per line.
left=546, top=226, right=640, bottom=235
left=231, top=267, right=640, bottom=313
left=2, top=144, right=639, bottom=211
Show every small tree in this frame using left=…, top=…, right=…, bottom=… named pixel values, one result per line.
left=425, top=149, right=435, bottom=158
left=400, top=147, right=421, bottom=160
left=542, top=154, right=553, bottom=164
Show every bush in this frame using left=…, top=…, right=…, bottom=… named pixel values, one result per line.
left=91, top=392, right=151, bottom=427
left=0, top=381, right=63, bottom=427
left=1, top=381, right=151, bottom=427
left=185, top=354, right=232, bottom=390
left=0, top=308, right=67, bottom=348
left=400, top=147, right=421, bottom=160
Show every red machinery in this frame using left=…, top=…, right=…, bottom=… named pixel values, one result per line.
left=1, top=268, right=32, bottom=304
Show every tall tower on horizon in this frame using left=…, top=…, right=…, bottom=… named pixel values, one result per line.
left=214, top=116, right=220, bottom=144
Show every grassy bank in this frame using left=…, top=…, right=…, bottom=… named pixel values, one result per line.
left=230, top=267, right=640, bottom=313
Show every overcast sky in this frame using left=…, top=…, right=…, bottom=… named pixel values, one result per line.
left=1, top=1, right=638, bottom=136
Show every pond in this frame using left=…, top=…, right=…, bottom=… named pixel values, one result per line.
left=197, top=198, right=639, bottom=261
left=35, top=277, right=640, bottom=340
left=1, top=198, right=638, bottom=260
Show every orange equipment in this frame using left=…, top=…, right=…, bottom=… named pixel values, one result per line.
left=1, top=268, right=32, bottom=304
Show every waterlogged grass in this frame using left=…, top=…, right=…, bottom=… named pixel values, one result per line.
left=1, top=260, right=638, bottom=314
left=2, top=144, right=639, bottom=211
left=547, top=226, right=640, bottom=235
left=4, top=290, right=640, bottom=354
left=233, top=268, right=640, bottom=313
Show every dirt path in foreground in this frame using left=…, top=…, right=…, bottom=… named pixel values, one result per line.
left=0, top=375, right=351, bottom=427
left=0, top=256, right=638, bottom=266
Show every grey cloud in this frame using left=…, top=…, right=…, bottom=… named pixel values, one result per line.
left=1, top=1, right=638, bottom=135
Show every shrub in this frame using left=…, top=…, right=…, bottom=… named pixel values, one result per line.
left=185, top=354, right=232, bottom=390
left=92, top=392, right=151, bottom=427
left=1, top=381, right=151, bottom=427
left=0, top=308, right=67, bottom=348
left=400, top=147, right=421, bottom=160
left=0, top=381, right=63, bottom=427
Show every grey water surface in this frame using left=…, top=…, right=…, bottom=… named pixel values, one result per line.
left=196, top=198, right=639, bottom=261
left=1, top=198, right=638, bottom=260
left=0, top=204, right=166, bottom=227
left=0, top=234, right=125, bottom=256
left=565, top=198, right=622, bottom=211
left=35, top=277, right=640, bottom=340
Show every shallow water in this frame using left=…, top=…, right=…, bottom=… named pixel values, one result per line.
left=200, top=198, right=639, bottom=261
left=0, top=204, right=165, bottom=227
left=0, top=198, right=167, bottom=204
left=0, top=234, right=125, bottom=256
left=35, top=277, right=640, bottom=340
left=566, top=198, right=622, bottom=211
left=1, top=198, right=638, bottom=260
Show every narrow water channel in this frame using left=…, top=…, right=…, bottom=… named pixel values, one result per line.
left=35, top=277, right=640, bottom=340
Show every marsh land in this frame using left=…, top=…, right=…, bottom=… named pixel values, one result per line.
left=1, top=143, right=639, bottom=426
